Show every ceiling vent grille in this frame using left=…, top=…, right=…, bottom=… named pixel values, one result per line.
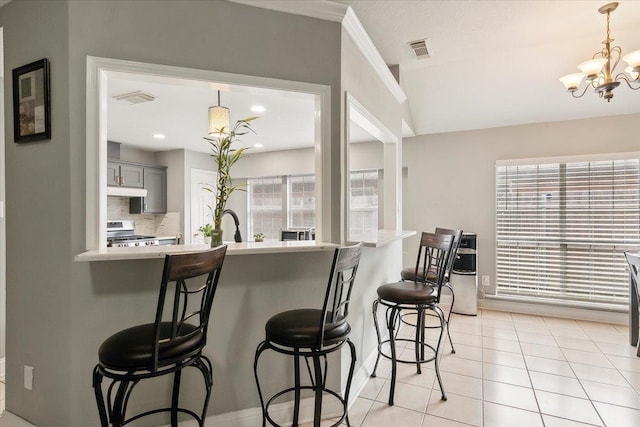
left=113, top=90, right=156, bottom=104
left=408, top=39, right=430, bottom=59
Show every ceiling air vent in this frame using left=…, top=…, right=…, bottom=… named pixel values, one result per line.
left=408, top=39, right=430, bottom=59
left=113, top=90, right=156, bottom=105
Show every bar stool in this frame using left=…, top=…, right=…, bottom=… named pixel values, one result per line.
left=372, top=232, right=453, bottom=405
left=253, top=243, right=363, bottom=427
left=400, top=228, right=463, bottom=351
left=93, top=246, right=227, bottom=427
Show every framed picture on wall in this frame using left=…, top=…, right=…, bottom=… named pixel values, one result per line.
left=12, top=58, right=51, bottom=143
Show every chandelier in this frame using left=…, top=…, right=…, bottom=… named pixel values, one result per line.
left=560, top=2, right=640, bottom=102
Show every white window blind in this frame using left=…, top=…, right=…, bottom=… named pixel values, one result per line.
left=350, top=169, right=380, bottom=236
left=289, top=174, right=315, bottom=229
left=248, top=177, right=283, bottom=241
left=496, top=157, right=640, bottom=306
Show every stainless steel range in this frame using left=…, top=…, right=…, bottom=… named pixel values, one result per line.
left=107, top=220, right=160, bottom=247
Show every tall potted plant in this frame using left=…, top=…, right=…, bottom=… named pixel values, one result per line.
left=204, top=117, right=257, bottom=247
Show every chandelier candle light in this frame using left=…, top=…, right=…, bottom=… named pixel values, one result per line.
left=560, top=2, right=640, bottom=102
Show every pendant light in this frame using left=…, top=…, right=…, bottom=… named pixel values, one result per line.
left=208, top=90, right=230, bottom=137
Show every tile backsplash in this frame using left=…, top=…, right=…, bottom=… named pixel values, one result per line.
left=107, top=196, right=181, bottom=237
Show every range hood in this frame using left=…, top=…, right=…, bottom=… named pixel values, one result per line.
left=106, top=186, right=148, bottom=198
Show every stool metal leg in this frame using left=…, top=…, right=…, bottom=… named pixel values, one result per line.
left=195, top=355, right=214, bottom=427
left=371, top=299, right=382, bottom=378
left=432, top=305, right=447, bottom=401
left=254, top=340, right=269, bottom=427
left=171, top=368, right=182, bottom=426
left=92, top=366, right=109, bottom=427
left=444, top=283, right=456, bottom=354
left=293, top=352, right=301, bottom=426
left=312, top=354, right=323, bottom=427
left=343, top=339, right=357, bottom=427
left=387, top=306, right=399, bottom=406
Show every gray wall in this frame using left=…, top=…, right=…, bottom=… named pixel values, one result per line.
left=403, top=113, right=640, bottom=297
left=1, top=0, right=345, bottom=425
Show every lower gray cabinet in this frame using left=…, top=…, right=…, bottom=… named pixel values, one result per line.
left=129, top=166, right=167, bottom=214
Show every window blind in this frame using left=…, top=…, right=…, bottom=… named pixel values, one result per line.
left=350, top=169, right=380, bottom=235
left=289, top=174, right=316, bottom=229
left=248, top=177, right=283, bottom=240
left=496, top=158, right=640, bottom=306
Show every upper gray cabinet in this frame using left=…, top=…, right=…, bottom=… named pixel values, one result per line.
left=107, top=161, right=144, bottom=188
left=129, top=165, right=167, bottom=214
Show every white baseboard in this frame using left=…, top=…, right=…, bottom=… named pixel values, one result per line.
left=479, top=296, right=628, bottom=324
left=0, top=412, right=37, bottom=427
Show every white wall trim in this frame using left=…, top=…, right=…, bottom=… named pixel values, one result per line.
left=479, top=297, right=628, bottom=324
left=228, top=0, right=349, bottom=22
left=0, top=412, right=37, bottom=427
left=341, top=8, right=407, bottom=104
left=85, top=56, right=332, bottom=250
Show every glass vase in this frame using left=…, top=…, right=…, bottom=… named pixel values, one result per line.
left=210, top=228, right=224, bottom=247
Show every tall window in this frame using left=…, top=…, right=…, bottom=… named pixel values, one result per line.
left=248, top=177, right=283, bottom=240
left=496, top=156, right=640, bottom=306
left=289, top=175, right=315, bottom=228
left=350, top=169, right=380, bottom=236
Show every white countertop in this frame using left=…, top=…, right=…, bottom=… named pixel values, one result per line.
left=348, top=229, right=416, bottom=247
left=75, top=240, right=339, bottom=261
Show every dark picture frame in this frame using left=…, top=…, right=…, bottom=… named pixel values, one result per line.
left=12, top=58, right=51, bottom=143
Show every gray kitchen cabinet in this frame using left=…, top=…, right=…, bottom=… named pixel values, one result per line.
left=130, top=166, right=167, bottom=214
left=107, top=161, right=144, bottom=188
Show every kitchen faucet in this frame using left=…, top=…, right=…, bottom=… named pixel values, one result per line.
left=223, top=209, right=242, bottom=243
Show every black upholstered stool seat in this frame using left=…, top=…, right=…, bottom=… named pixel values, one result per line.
left=254, top=243, right=363, bottom=427
left=377, top=281, right=438, bottom=305
left=265, top=309, right=350, bottom=348
left=399, top=267, right=436, bottom=282
left=98, top=322, right=202, bottom=371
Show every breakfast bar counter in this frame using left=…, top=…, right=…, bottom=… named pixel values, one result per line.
left=75, top=240, right=339, bottom=261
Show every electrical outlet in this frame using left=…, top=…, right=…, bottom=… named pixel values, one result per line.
left=482, top=275, right=490, bottom=289
left=24, top=365, right=33, bottom=390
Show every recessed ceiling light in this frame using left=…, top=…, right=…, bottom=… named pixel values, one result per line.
left=153, top=133, right=166, bottom=139
left=250, top=105, right=266, bottom=113
left=253, top=143, right=263, bottom=148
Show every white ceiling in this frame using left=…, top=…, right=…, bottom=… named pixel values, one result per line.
left=107, top=1, right=640, bottom=153
left=337, top=0, right=640, bottom=135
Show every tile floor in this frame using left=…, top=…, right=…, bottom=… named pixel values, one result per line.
left=309, top=308, right=640, bottom=427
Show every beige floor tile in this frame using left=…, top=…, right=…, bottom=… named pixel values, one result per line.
left=613, top=324, right=630, bottom=335
left=482, top=326, right=519, bottom=341
left=580, top=380, right=640, bottom=409
left=359, top=376, right=386, bottom=400
left=511, top=313, right=546, bottom=324
left=561, top=349, right=613, bottom=368
left=521, top=342, right=566, bottom=361
left=544, top=317, right=582, bottom=329
left=535, top=390, right=603, bottom=426
left=426, top=392, right=482, bottom=426
left=483, top=401, right=543, bottom=427
left=439, top=355, right=482, bottom=378
left=483, top=348, right=526, bottom=369
left=514, top=322, right=553, bottom=335
left=555, top=336, right=599, bottom=353
left=592, top=401, right=640, bottom=427
left=421, top=414, right=471, bottom=427
left=577, top=321, right=620, bottom=335
left=525, top=355, right=576, bottom=378
left=361, top=402, right=424, bottom=427
left=542, top=414, right=602, bottom=426
left=570, top=363, right=630, bottom=387
left=435, top=371, right=483, bottom=399
left=482, top=318, right=516, bottom=331
left=482, top=336, right=522, bottom=353
left=549, top=326, right=590, bottom=340
left=393, top=360, right=437, bottom=389
left=449, top=322, right=482, bottom=336
left=620, top=370, right=640, bottom=390
left=445, top=342, right=483, bottom=362
left=607, top=354, right=640, bottom=373
left=376, top=380, right=432, bottom=413
left=481, top=309, right=512, bottom=321
left=584, top=331, right=627, bottom=345
left=483, top=380, right=538, bottom=411
left=345, top=397, right=374, bottom=427
left=482, top=363, right=531, bottom=388
left=450, top=331, right=483, bottom=348
left=529, top=371, right=587, bottom=398
left=517, top=331, right=558, bottom=346
left=594, top=341, right=640, bottom=358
